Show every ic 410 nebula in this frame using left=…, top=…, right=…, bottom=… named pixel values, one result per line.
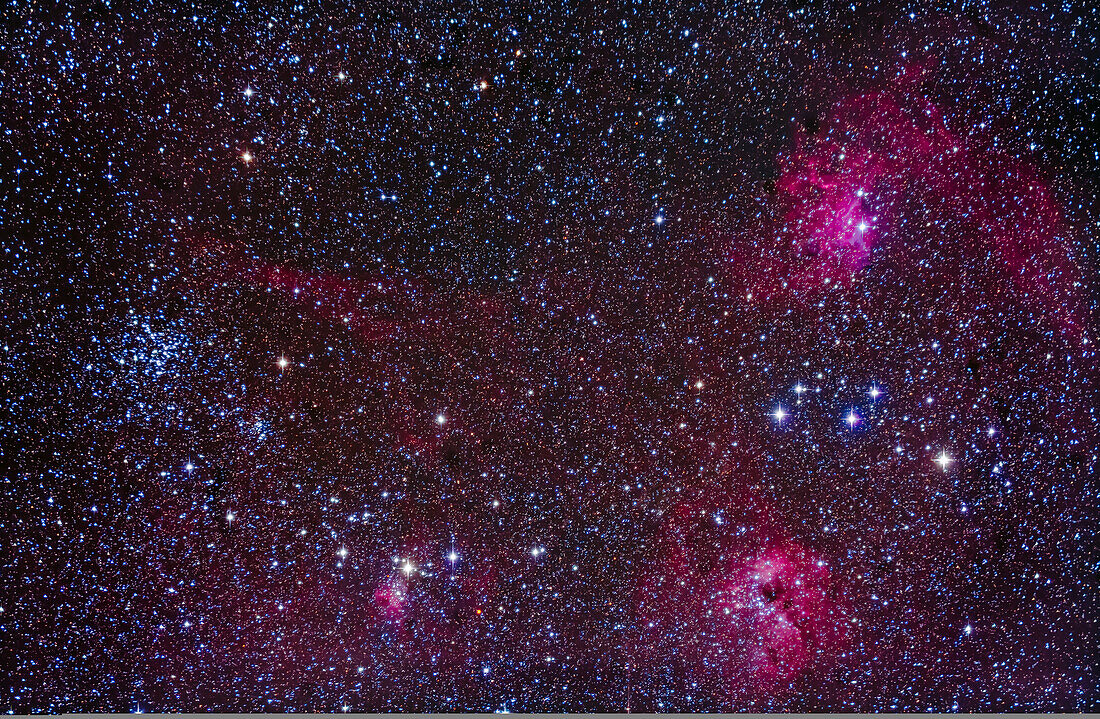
left=2, top=2, right=1096, bottom=713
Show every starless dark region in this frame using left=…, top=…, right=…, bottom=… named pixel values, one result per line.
left=2, top=1, right=1098, bottom=713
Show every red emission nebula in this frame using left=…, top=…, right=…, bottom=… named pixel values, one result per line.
left=735, top=77, right=1086, bottom=337
left=3, top=4, right=1097, bottom=713
left=636, top=478, right=850, bottom=701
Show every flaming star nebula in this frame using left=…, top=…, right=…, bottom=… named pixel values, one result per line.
left=1, top=2, right=1097, bottom=713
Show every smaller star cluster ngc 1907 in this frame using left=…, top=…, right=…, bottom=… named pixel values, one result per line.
left=1, top=1, right=1097, bottom=713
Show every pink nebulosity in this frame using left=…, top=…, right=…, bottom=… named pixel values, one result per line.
left=764, top=87, right=952, bottom=285
left=775, top=150, right=882, bottom=273
left=734, top=72, right=1086, bottom=337
left=635, top=478, right=849, bottom=703
left=374, top=572, right=410, bottom=620
left=711, top=544, right=837, bottom=686
left=180, top=234, right=511, bottom=346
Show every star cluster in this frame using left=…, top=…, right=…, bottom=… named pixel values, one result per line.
left=2, top=1, right=1097, bottom=713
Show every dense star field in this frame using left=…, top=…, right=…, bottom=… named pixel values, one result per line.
left=2, top=1, right=1098, bottom=712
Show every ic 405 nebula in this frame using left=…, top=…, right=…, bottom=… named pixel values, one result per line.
left=2, top=2, right=1096, bottom=713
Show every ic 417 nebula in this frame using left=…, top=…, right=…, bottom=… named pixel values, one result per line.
left=2, top=2, right=1096, bottom=713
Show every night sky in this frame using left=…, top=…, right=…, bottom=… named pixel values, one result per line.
left=2, top=1, right=1098, bottom=712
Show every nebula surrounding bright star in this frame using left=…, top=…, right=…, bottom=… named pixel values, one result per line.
left=2, top=2, right=1097, bottom=713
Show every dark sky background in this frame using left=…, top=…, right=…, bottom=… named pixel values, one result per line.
left=2, top=0, right=1098, bottom=712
